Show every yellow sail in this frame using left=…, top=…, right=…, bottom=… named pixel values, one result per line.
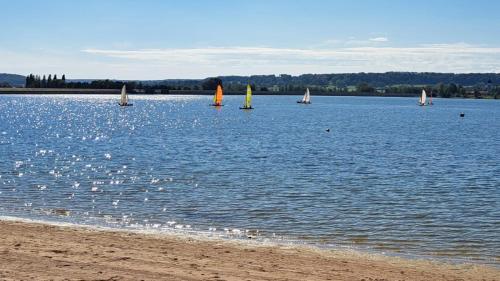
left=245, top=84, right=252, bottom=108
left=213, top=84, right=223, bottom=106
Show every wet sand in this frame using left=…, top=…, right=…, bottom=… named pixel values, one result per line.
left=0, top=220, right=498, bottom=281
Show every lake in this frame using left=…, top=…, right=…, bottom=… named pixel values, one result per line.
left=0, top=94, right=499, bottom=265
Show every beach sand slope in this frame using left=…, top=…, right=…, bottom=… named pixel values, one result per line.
left=0, top=220, right=497, bottom=281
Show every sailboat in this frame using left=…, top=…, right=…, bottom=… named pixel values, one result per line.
left=239, top=84, right=253, bottom=110
left=119, top=85, right=132, bottom=106
left=297, top=88, right=311, bottom=104
left=211, top=84, right=223, bottom=106
left=418, top=89, right=427, bottom=106
left=428, top=90, right=434, bottom=105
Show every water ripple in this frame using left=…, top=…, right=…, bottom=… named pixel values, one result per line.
left=0, top=95, right=499, bottom=265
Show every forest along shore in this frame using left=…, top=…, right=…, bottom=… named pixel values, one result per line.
left=0, top=220, right=498, bottom=281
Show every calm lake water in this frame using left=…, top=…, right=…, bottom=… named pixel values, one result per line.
left=0, top=94, right=499, bottom=264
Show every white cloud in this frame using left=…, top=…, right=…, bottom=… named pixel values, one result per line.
left=2, top=43, right=500, bottom=80
left=80, top=43, right=500, bottom=78
left=369, top=37, right=389, bottom=42
left=82, top=44, right=500, bottom=61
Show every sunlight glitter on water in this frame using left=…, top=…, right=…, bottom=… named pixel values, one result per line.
left=0, top=94, right=499, bottom=265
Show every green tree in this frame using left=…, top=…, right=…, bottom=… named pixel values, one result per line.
left=47, top=74, right=52, bottom=87
left=356, top=83, right=375, bottom=93
left=202, top=78, right=222, bottom=90
left=458, top=86, right=466, bottom=98
left=35, top=75, right=41, bottom=88
left=445, top=83, right=458, bottom=97
left=25, top=74, right=33, bottom=87
left=438, top=83, right=445, bottom=96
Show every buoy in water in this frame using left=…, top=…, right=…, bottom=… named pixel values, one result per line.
left=460, top=113, right=465, bottom=117
left=326, top=128, right=331, bottom=132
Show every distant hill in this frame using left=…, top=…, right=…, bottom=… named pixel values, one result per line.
left=0, top=73, right=25, bottom=87
left=137, top=72, right=500, bottom=88
left=212, top=72, right=500, bottom=88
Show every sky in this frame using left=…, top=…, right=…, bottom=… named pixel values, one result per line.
left=2, top=0, right=500, bottom=79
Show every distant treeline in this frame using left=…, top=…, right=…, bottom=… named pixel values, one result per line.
left=215, top=72, right=500, bottom=88
left=25, top=74, right=67, bottom=88
left=26, top=74, right=141, bottom=91
left=25, top=74, right=228, bottom=93
left=140, top=72, right=500, bottom=98
left=21, top=72, right=500, bottom=98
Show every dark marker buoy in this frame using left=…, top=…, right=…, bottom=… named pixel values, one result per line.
left=460, top=113, right=465, bottom=117
left=326, top=128, right=331, bottom=132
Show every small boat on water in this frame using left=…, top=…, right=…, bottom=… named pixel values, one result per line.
left=118, top=85, right=133, bottom=106
left=239, top=84, right=253, bottom=110
left=211, top=84, right=224, bottom=106
left=418, top=89, right=427, bottom=106
left=297, top=88, right=311, bottom=104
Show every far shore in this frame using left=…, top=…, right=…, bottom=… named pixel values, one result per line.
left=2, top=88, right=497, bottom=99
left=0, top=87, right=420, bottom=97
left=0, top=219, right=498, bottom=281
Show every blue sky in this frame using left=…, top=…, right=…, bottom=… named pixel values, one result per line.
left=2, top=0, right=500, bottom=79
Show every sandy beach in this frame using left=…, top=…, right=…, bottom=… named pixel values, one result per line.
left=0, top=220, right=497, bottom=281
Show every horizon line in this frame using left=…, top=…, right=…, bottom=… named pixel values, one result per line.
left=6, top=71, right=500, bottom=81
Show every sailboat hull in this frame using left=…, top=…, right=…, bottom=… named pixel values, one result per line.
left=119, top=103, right=133, bottom=106
left=239, top=106, right=253, bottom=110
left=297, top=101, right=311, bottom=104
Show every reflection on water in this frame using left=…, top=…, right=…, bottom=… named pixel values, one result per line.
left=0, top=94, right=499, bottom=265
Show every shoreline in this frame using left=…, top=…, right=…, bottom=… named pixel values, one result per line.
left=1, top=215, right=495, bottom=265
left=1, top=88, right=497, bottom=99
left=0, top=88, right=426, bottom=97
left=0, top=218, right=498, bottom=281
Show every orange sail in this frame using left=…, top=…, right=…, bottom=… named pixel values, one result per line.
left=213, top=84, right=223, bottom=106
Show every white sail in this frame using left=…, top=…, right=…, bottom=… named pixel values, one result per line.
left=420, top=90, right=427, bottom=105
left=303, top=88, right=311, bottom=103
left=120, top=85, right=128, bottom=105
